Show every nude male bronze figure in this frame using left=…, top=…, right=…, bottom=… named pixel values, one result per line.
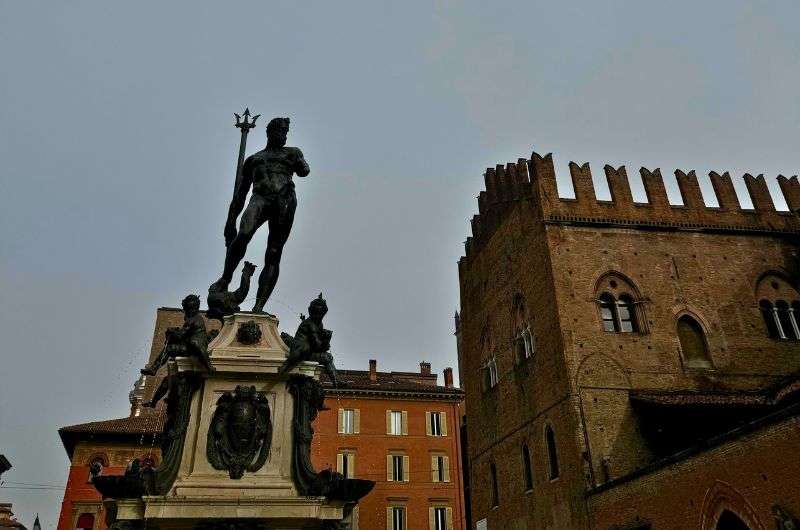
left=211, top=117, right=310, bottom=313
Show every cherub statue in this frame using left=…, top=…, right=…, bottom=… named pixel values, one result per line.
left=280, top=294, right=337, bottom=385
left=206, top=261, right=256, bottom=323
left=141, top=294, right=214, bottom=376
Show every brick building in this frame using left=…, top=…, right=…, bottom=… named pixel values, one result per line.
left=457, top=153, right=800, bottom=529
left=57, top=309, right=465, bottom=530
left=314, top=359, right=466, bottom=530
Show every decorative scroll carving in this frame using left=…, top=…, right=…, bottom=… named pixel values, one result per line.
left=206, top=385, right=272, bottom=479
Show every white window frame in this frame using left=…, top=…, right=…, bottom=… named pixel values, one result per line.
left=392, top=455, right=404, bottom=481
left=431, top=454, right=450, bottom=483
left=391, top=506, right=405, bottom=530
left=338, top=451, right=354, bottom=478
left=430, top=411, right=442, bottom=436
left=390, top=410, right=403, bottom=435
left=342, top=409, right=355, bottom=434
left=433, top=507, right=447, bottom=530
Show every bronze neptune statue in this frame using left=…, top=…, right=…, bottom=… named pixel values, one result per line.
left=210, top=117, right=310, bottom=313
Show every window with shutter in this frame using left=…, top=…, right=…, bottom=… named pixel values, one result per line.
left=429, top=412, right=442, bottom=436
left=432, top=507, right=447, bottom=530
left=388, top=410, right=403, bottom=435
left=390, top=454, right=404, bottom=481
left=337, top=452, right=354, bottom=478
left=390, top=506, right=405, bottom=530
left=341, top=409, right=355, bottom=434
left=431, top=455, right=448, bottom=482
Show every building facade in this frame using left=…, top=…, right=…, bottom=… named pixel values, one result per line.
left=314, top=360, right=466, bottom=530
left=457, top=154, right=800, bottom=529
left=57, top=309, right=465, bottom=530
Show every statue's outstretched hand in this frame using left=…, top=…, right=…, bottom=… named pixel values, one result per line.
left=224, top=221, right=237, bottom=247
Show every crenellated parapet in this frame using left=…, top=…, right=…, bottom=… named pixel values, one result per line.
left=461, top=151, right=800, bottom=263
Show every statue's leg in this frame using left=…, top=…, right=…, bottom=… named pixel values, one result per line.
left=220, top=197, right=265, bottom=283
left=141, top=345, right=170, bottom=375
left=253, top=192, right=297, bottom=312
left=143, top=377, right=169, bottom=407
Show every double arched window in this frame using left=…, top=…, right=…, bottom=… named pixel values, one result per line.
left=595, top=273, right=643, bottom=333
left=512, top=296, right=534, bottom=362
left=756, top=274, right=800, bottom=341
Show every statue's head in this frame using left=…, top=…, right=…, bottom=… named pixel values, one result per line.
left=266, top=117, right=290, bottom=147
left=308, top=293, right=328, bottom=320
left=182, top=294, right=201, bottom=315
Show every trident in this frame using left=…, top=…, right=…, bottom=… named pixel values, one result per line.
left=226, top=108, right=260, bottom=246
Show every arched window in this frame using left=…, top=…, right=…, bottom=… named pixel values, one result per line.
left=489, top=462, right=499, bottom=508
left=545, top=425, right=559, bottom=480
left=776, top=300, right=799, bottom=340
left=760, top=300, right=781, bottom=338
left=521, top=444, right=533, bottom=491
left=599, top=293, right=617, bottom=332
left=513, top=297, right=534, bottom=362
left=76, top=514, right=94, bottom=530
left=755, top=273, right=800, bottom=341
left=677, top=315, right=712, bottom=368
left=617, top=295, right=637, bottom=333
left=594, top=273, right=643, bottom=334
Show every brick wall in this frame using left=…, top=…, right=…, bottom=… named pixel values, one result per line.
left=588, top=415, right=800, bottom=529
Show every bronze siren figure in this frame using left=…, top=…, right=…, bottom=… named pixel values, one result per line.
left=210, top=113, right=310, bottom=314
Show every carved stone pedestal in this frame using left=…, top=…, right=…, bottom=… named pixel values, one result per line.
left=106, top=313, right=356, bottom=530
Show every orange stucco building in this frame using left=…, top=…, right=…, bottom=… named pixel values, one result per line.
left=314, top=361, right=466, bottom=530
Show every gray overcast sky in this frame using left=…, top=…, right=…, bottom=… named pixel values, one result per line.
left=2, top=1, right=799, bottom=526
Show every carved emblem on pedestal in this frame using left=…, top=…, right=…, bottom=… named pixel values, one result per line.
left=236, top=320, right=262, bottom=345
left=206, top=385, right=272, bottom=479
